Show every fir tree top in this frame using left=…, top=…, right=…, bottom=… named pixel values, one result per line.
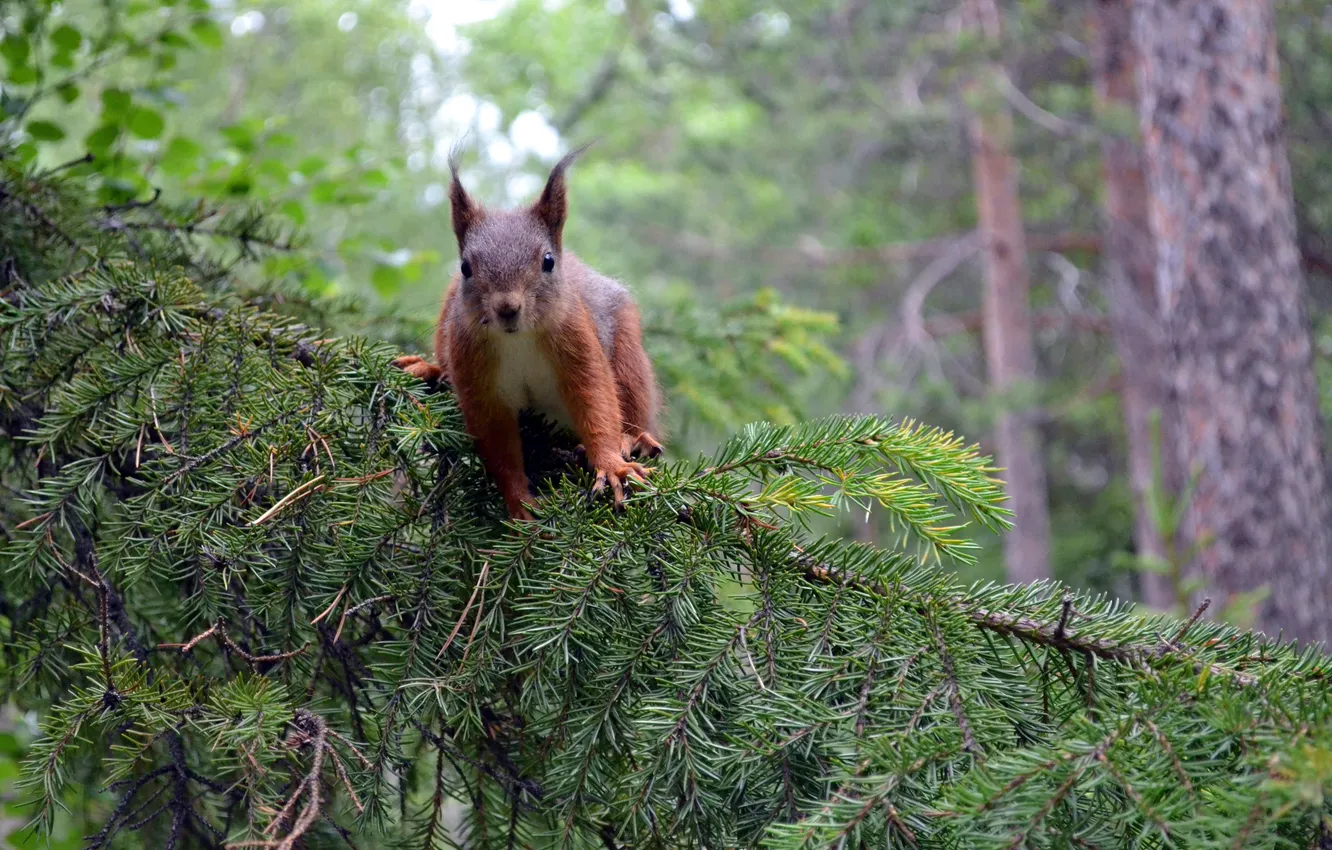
left=2, top=158, right=1331, bottom=849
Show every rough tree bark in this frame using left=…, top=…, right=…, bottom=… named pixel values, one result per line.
left=1090, top=0, right=1175, bottom=610
left=1134, top=0, right=1331, bottom=644
left=964, top=0, right=1053, bottom=584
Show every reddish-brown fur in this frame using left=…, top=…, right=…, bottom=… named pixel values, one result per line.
left=609, top=302, right=664, bottom=459
left=392, top=145, right=663, bottom=520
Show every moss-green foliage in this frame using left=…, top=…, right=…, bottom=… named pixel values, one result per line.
left=2, top=161, right=1331, bottom=850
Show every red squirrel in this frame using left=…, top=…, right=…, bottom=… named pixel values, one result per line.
left=393, top=144, right=664, bottom=520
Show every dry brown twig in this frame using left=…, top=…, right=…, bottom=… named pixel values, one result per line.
left=437, top=561, right=491, bottom=660
left=249, top=475, right=326, bottom=526
left=160, top=620, right=306, bottom=670
left=225, top=709, right=363, bottom=849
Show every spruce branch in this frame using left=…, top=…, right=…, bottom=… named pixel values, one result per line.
left=796, top=550, right=1286, bottom=688
left=4, top=160, right=1332, bottom=850
left=161, top=619, right=307, bottom=670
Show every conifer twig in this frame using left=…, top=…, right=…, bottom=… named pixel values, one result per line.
left=1170, top=597, right=1212, bottom=646
left=229, top=709, right=330, bottom=849
left=325, top=727, right=373, bottom=771
left=931, top=620, right=980, bottom=756
left=438, top=561, right=490, bottom=660
left=796, top=551, right=1269, bottom=687
left=334, top=595, right=393, bottom=643
left=1143, top=717, right=1196, bottom=804
left=886, top=803, right=919, bottom=847
left=249, top=475, right=326, bottom=525
left=1054, top=594, right=1074, bottom=641
left=162, top=620, right=306, bottom=669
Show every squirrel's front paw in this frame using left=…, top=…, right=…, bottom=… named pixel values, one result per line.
left=590, top=460, right=653, bottom=512
left=391, top=355, right=443, bottom=383
left=622, top=432, right=664, bottom=460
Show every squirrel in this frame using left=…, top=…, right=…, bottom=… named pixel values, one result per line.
left=392, top=143, right=664, bottom=521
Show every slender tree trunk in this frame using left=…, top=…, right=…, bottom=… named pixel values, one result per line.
left=964, top=0, right=1052, bottom=584
left=1090, top=0, right=1175, bottom=610
left=1134, top=0, right=1331, bottom=644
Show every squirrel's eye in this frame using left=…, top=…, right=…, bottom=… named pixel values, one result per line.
left=460, top=259, right=473, bottom=279
left=542, top=252, right=555, bottom=273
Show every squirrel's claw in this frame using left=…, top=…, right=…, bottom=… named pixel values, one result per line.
left=623, top=432, right=664, bottom=460
left=591, top=461, right=653, bottom=512
left=589, top=470, right=622, bottom=510
left=621, top=461, right=653, bottom=483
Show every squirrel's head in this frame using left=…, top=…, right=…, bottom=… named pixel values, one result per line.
left=446, top=142, right=592, bottom=334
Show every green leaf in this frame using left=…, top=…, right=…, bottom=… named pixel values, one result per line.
left=101, top=88, right=131, bottom=117
left=50, top=25, right=82, bottom=52
left=280, top=200, right=307, bottom=227
left=1, top=35, right=30, bottom=66
left=7, top=64, right=37, bottom=85
left=220, top=123, right=254, bottom=152
left=360, top=168, right=389, bottom=189
left=159, top=31, right=192, bottom=49
left=85, top=123, right=121, bottom=153
left=371, top=264, right=402, bottom=296
left=26, top=120, right=66, bottom=142
left=127, top=107, right=165, bottom=139
left=310, top=180, right=339, bottom=204
left=257, top=158, right=289, bottom=182
left=101, top=174, right=149, bottom=204
left=50, top=50, right=75, bottom=69
left=160, top=136, right=202, bottom=176
left=297, top=156, right=327, bottom=176
left=225, top=173, right=253, bottom=196
left=190, top=18, right=224, bottom=49
left=56, top=83, right=80, bottom=104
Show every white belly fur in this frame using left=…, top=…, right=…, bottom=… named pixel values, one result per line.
left=492, top=332, right=574, bottom=429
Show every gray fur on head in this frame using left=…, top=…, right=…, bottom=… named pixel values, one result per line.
left=446, top=140, right=598, bottom=334
left=448, top=139, right=597, bottom=254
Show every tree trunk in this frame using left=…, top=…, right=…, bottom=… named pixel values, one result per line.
left=1090, top=0, right=1175, bottom=611
left=964, top=0, right=1053, bottom=584
left=1134, top=0, right=1331, bottom=644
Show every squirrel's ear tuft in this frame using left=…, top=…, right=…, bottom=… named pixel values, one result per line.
left=533, top=140, right=594, bottom=248
left=448, top=142, right=481, bottom=247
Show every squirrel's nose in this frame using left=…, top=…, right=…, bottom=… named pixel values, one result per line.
left=496, top=304, right=520, bottom=323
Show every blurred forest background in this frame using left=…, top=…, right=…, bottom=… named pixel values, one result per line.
left=3, top=0, right=1332, bottom=841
